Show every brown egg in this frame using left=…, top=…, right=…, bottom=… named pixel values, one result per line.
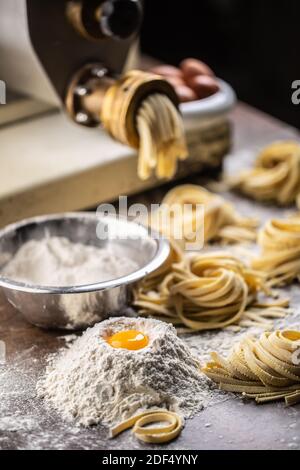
left=165, top=76, right=186, bottom=88
left=180, top=58, right=215, bottom=79
left=175, top=85, right=198, bottom=103
left=149, top=65, right=184, bottom=79
left=187, top=75, right=220, bottom=99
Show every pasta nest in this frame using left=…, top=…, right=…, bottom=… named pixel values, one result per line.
left=134, top=251, right=288, bottom=332
left=228, top=140, right=300, bottom=206
left=148, top=184, right=257, bottom=246
left=202, top=329, right=300, bottom=405
left=253, top=215, right=300, bottom=286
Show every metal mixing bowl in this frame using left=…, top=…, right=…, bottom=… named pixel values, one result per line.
left=0, top=213, right=169, bottom=330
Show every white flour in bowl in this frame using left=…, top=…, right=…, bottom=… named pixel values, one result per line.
left=1, top=236, right=139, bottom=328
left=1, top=236, right=138, bottom=287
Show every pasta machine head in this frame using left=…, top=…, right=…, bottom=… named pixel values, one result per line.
left=0, top=0, right=144, bottom=109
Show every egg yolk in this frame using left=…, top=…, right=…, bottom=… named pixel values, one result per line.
left=282, top=330, right=300, bottom=341
left=107, top=330, right=149, bottom=350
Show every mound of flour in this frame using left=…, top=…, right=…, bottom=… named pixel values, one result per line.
left=37, top=317, right=209, bottom=427
left=2, top=237, right=138, bottom=287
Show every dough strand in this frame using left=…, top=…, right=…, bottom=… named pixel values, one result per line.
left=136, top=94, right=188, bottom=180
left=110, top=410, right=183, bottom=444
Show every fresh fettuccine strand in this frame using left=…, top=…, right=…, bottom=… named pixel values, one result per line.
left=252, top=214, right=300, bottom=286
left=136, top=94, right=188, bottom=180
left=202, top=329, right=300, bottom=405
left=227, top=141, right=300, bottom=206
left=110, top=410, right=183, bottom=444
left=134, top=251, right=289, bottom=332
left=147, top=184, right=258, bottom=246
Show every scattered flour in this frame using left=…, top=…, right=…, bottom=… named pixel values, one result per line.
left=0, top=415, right=37, bottom=432
left=1, top=236, right=138, bottom=287
left=37, top=317, right=211, bottom=428
left=182, top=327, right=262, bottom=365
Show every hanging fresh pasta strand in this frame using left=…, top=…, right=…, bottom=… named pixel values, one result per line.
left=136, top=93, right=188, bottom=180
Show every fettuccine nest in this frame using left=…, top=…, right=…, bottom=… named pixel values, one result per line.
left=253, top=214, right=300, bottom=286
left=134, top=249, right=288, bottom=332
left=147, top=184, right=258, bottom=246
left=202, top=329, right=300, bottom=405
left=228, top=141, right=300, bottom=207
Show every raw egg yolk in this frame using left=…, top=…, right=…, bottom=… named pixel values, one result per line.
left=282, top=330, right=300, bottom=341
left=107, top=330, right=149, bottom=350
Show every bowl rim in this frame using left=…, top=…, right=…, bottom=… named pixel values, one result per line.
left=180, top=79, right=236, bottom=119
left=0, top=212, right=170, bottom=294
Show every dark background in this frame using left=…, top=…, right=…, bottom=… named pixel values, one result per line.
left=140, top=0, right=300, bottom=128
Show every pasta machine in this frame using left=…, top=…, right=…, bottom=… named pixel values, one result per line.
left=0, top=0, right=235, bottom=227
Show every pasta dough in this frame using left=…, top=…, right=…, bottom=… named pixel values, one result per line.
left=110, top=410, right=183, bottom=444
left=228, top=141, right=300, bottom=206
left=252, top=215, right=300, bottom=286
left=148, top=184, right=258, bottom=246
left=134, top=251, right=288, bottom=332
left=202, top=329, right=300, bottom=405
